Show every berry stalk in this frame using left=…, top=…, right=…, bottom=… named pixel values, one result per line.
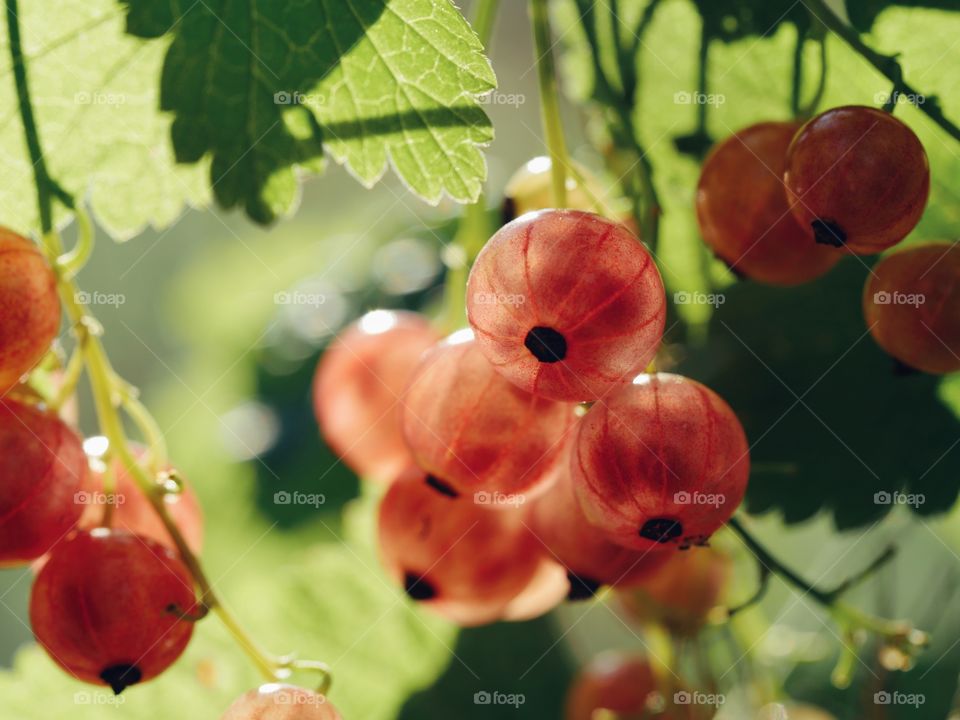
left=530, top=0, right=569, bottom=207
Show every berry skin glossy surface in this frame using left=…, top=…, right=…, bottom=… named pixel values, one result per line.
left=784, top=106, right=929, bottom=254
left=221, top=684, right=342, bottom=720
left=0, top=228, right=61, bottom=392
left=467, top=210, right=666, bottom=402
left=863, top=242, right=960, bottom=374
left=30, top=529, right=196, bottom=693
left=377, top=467, right=542, bottom=626
left=314, top=310, right=439, bottom=481
left=697, top=121, right=841, bottom=285
left=401, top=330, right=576, bottom=496
left=0, top=400, right=88, bottom=566
left=573, top=373, right=749, bottom=551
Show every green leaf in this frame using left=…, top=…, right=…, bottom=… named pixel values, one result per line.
left=121, top=0, right=496, bottom=223
left=0, top=1, right=210, bottom=239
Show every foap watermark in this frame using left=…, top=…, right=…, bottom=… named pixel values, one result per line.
left=874, top=490, right=925, bottom=508
left=874, top=90, right=926, bottom=107
left=674, top=291, right=725, bottom=308
left=74, top=692, right=126, bottom=706
left=74, top=91, right=130, bottom=107
left=273, top=90, right=326, bottom=106
left=872, top=290, right=925, bottom=307
left=474, top=491, right=525, bottom=508
left=274, top=490, right=326, bottom=508
left=274, top=290, right=326, bottom=307
left=273, top=691, right=330, bottom=708
left=674, top=91, right=725, bottom=107
left=674, top=490, right=725, bottom=508
left=674, top=691, right=725, bottom=708
left=473, top=691, right=525, bottom=708
left=75, top=290, right=126, bottom=307
left=472, top=291, right=526, bottom=306
left=74, top=490, right=127, bottom=507
left=478, top=91, right=526, bottom=108
left=874, top=691, right=925, bottom=708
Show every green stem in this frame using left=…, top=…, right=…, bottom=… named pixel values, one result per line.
left=530, top=0, right=569, bottom=207
left=804, top=0, right=960, bottom=141
left=442, top=200, right=490, bottom=333
left=790, top=27, right=805, bottom=117
left=471, top=0, right=499, bottom=48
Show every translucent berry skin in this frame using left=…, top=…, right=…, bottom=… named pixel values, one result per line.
left=0, top=228, right=60, bottom=392
left=377, top=467, right=542, bottom=626
left=0, top=400, right=88, bottom=566
left=529, top=463, right=669, bottom=599
left=467, top=210, right=666, bottom=402
left=617, top=546, right=732, bottom=635
left=784, top=106, right=929, bottom=254
left=80, top=441, right=203, bottom=554
left=314, top=310, right=439, bottom=481
left=863, top=242, right=960, bottom=374
left=30, top=529, right=196, bottom=693
left=697, top=122, right=841, bottom=285
left=497, top=555, right=568, bottom=621
left=573, top=373, right=749, bottom=551
left=221, top=684, right=342, bottom=720
left=401, top=331, right=576, bottom=496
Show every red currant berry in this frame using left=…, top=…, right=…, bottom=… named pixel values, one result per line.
left=573, top=373, right=749, bottom=551
left=617, top=546, right=732, bottom=635
left=497, top=555, right=569, bottom=621
left=529, top=462, right=670, bottom=599
left=30, top=528, right=196, bottom=693
left=0, top=228, right=60, bottom=392
left=314, top=310, right=439, bottom=480
left=784, top=106, right=929, bottom=254
left=377, top=467, right=542, bottom=626
left=401, top=330, right=576, bottom=496
left=221, top=684, right=342, bottom=720
left=467, top=210, right=666, bottom=402
left=0, top=399, right=88, bottom=566
left=565, top=652, right=660, bottom=720
left=80, top=438, right=204, bottom=554
left=697, top=121, right=841, bottom=285
left=863, top=242, right=960, bottom=374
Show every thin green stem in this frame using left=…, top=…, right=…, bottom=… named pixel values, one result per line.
left=471, top=0, right=499, bottom=48
left=790, top=27, right=805, bottom=117
left=442, top=200, right=490, bottom=333
left=804, top=0, right=960, bottom=141
left=57, top=205, right=95, bottom=279
left=531, top=0, right=569, bottom=207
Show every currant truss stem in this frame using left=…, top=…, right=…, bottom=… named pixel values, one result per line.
left=804, top=0, right=960, bottom=142
left=530, top=0, right=569, bottom=207
left=8, top=2, right=330, bottom=692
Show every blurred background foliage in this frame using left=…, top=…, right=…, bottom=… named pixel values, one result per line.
left=1, top=1, right=960, bottom=718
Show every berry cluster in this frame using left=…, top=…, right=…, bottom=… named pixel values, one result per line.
left=698, top=105, right=958, bottom=374
left=315, top=203, right=750, bottom=625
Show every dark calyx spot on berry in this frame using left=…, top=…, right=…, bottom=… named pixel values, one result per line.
left=100, top=664, right=142, bottom=695
left=811, top=219, right=846, bottom=247
left=425, top=474, right=459, bottom=498
left=639, top=517, right=683, bottom=544
left=566, top=571, right=601, bottom=600
left=403, top=571, right=437, bottom=601
left=501, top=196, right=518, bottom=226
left=525, top=326, right=567, bottom=363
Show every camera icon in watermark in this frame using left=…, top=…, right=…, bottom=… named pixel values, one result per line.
left=872, top=290, right=925, bottom=307
left=75, top=290, right=126, bottom=308
left=474, top=491, right=526, bottom=508
left=274, top=291, right=326, bottom=308
left=874, top=690, right=925, bottom=707
left=673, top=91, right=725, bottom=107
left=674, top=291, right=725, bottom=308
left=674, top=490, right=725, bottom=508
left=273, top=490, right=326, bottom=508
left=472, top=291, right=526, bottom=306
left=873, top=490, right=925, bottom=508
left=874, top=90, right=926, bottom=106
left=473, top=690, right=525, bottom=707
left=674, top=691, right=725, bottom=707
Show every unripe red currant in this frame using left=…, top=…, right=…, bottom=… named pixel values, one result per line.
left=314, top=310, right=439, bottom=480
left=573, top=373, right=749, bottom=551
left=863, top=242, right=960, bottom=374
left=784, top=106, right=929, bottom=254
left=30, top=528, right=197, bottom=693
left=697, top=121, right=841, bottom=285
left=401, top=330, right=576, bottom=497
left=0, top=228, right=60, bottom=392
left=0, top=399, right=88, bottom=566
left=467, top=210, right=666, bottom=402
